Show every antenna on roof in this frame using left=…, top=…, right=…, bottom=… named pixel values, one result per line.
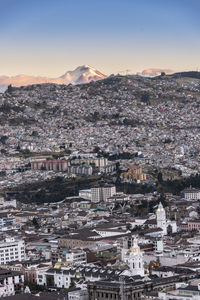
left=119, top=70, right=131, bottom=75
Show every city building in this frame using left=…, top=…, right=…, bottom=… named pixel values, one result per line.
left=0, top=216, right=21, bottom=232
left=121, top=163, right=146, bottom=183
left=91, top=185, right=116, bottom=202
left=67, top=165, right=93, bottom=176
left=79, top=190, right=92, bottom=201
left=0, top=237, right=25, bottom=264
left=181, top=188, right=200, bottom=201
left=121, top=237, right=145, bottom=277
left=68, top=289, right=88, bottom=300
left=0, top=268, right=24, bottom=297
left=31, top=159, right=70, bottom=172
left=52, top=249, right=87, bottom=265
left=156, top=203, right=177, bottom=236
left=0, top=197, right=17, bottom=208
left=156, top=202, right=167, bottom=235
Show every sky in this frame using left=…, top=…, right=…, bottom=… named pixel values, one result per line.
left=0, top=0, right=200, bottom=77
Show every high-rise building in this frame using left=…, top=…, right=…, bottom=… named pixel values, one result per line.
left=0, top=237, right=25, bottom=264
left=91, top=185, right=116, bottom=202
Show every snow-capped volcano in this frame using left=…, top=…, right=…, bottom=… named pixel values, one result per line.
left=60, top=65, right=106, bottom=84
left=0, top=65, right=107, bottom=90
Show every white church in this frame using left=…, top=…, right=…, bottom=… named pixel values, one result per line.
left=121, top=237, right=145, bottom=277
left=156, top=202, right=177, bottom=235
left=120, top=203, right=177, bottom=278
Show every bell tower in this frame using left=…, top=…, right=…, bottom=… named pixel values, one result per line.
left=156, top=202, right=167, bottom=235
left=127, top=237, right=144, bottom=276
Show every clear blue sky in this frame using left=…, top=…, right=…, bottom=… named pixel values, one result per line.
left=0, top=0, right=200, bottom=76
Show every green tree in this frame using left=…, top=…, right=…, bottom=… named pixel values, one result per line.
left=141, top=93, right=150, bottom=104
left=0, top=136, right=8, bottom=144
left=32, top=217, right=40, bottom=229
left=157, top=172, right=163, bottom=183
left=7, top=84, right=13, bottom=93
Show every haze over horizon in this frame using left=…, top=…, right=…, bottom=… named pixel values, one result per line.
left=1, top=0, right=200, bottom=77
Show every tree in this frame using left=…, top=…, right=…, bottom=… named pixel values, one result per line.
left=93, top=146, right=100, bottom=153
left=0, top=136, right=8, bottom=144
left=141, top=93, right=150, bottom=104
left=7, top=84, right=13, bottom=93
left=22, top=148, right=31, bottom=155
left=0, top=149, right=6, bottom=154
left=157, top=172, right=163, bottom=183
left=126, top=223, right=132, bottom=231
left=32, top=217, right=40, bottom=229
left=31, top=131, right=38, bottom=137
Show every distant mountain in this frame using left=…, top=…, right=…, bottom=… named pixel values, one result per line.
left=138, top=68, right=173, bottom=77
left=0, top=65, right=107, bottom=90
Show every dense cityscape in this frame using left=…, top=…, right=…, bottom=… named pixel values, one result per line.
left=0, top=70, right=200, bottom=300
left=1, top=0, right=200, bottom=299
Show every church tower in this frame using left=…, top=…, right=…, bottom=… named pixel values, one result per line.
left=125, top=237, right=145, bottom=277
left=156, top=202, right=167, bottom=235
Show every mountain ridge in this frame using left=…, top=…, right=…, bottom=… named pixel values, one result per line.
left=0, top=65, right=107, bottom=90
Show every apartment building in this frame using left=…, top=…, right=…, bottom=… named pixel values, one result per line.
left=31, top=159, right=70, bottom=172
left=0, top=269, right=24, bottom=297
left=91, top=185, right=116, bottom=202
left=180, top=188, right=200, bottom=200
left=51, top=248, right=87, bottom=265
left=0, top=237, right=25, bottom=264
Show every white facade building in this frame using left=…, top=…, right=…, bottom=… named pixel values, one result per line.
left=121, top=237, right=145, bottom=277
left=181, top=188, right=200, bottom=200
left=156, top=202, right=177, bottom=236
left=78, top=189, right=92, bottom=201
left=91, top=185, right=116, bottom=202
left=0, top=283, right=15, bottom=298
left=0, top=269, right=24, bottom=297
left=65, top=250, right=87, bottom=265
left=156, top=202, right=167, bottom=235
left=37, top=268, right=71, bottom=288
left=0, top=197, right=17, bottom=208
left=0, top=237, right=25, bottom=264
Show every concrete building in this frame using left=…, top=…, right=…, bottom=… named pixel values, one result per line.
left=67, top=165, right=93, bottom=176
left=121, top=237, right=145, bottom=277
left=0, top=269, right=24, bottom=297
left=0, top=237, right=25, bottom=264
left=87, top=273, right=196, bottom=300
left=68, top=289, right=88, bottom=300
left=52, top=249, right=87, bottom=265
left=91, top=185, right=116, bottom=202
left=0, top=197, right=17, bottom=208
left=73, top=157, right=108, bottom=168
left=0, top=216, right=21, bottom=232
left=31, top=159, right=70, bottom=172
left=181, top=188, right=200, bottom=201
left=121, top=163, right=146, bottom=182
left=79, top=190, right=92, bottom=201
